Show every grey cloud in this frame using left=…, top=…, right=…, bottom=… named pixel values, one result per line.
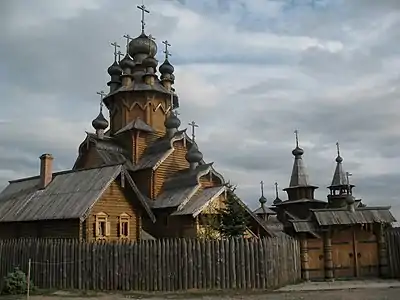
left=1, top=0, right=400, bottom=221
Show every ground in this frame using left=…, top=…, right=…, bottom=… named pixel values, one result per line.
left=13, top=280, right=400, bottom=300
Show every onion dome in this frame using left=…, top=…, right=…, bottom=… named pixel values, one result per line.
left=107, top=60, right=122, bottom=76
left=164, top=111, right=181, bottom=129
left=259, top=195, right=267, bottom=205
left=292, top=146, right=304, bottom=157
left=159, top=59, right=174, bottom=74
left=142, top=55, right=158, bottom=70
left=185, top=144, right=203, bottom=164
left=129, top=33, right=157, bottom=57
left=336, top=154, right=343, bottom=163
left=273, top=197, right=282, bottom=205
left=119, top=54, right=135, bottom=71
left=92, top=111, right=109, bottom=130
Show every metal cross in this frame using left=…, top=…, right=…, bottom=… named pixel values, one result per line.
left=123, top=34, right=133, bottom=52
left=111, top=42, right=120, bottom=62
left=188, top=121, right=199, bottom=142
left=96, top=91, right=106, bottom=111
left=274, top=182, right=279, bottom=198
left=336, top=141, right=341, bottom=157
left=162, top=40, right=171, bottom=60
left=294, top=129, right=299, bottom=148
left=137, top=3, right=150, bottom=33
left=117, top=51, right=124, bottom=62
left=260, top=181, right=264, bottom=197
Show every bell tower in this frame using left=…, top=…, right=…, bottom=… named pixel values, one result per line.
left=101, top=3, right=178, bottom=136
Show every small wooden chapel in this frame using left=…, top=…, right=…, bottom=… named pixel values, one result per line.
left=254, top=132, right=396, bottom=280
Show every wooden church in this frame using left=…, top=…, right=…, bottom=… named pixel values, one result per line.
left=254, top=133, right=396, bottom=280
left=0, top=4, right=272, bottom=241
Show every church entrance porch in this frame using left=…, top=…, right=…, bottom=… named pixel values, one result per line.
left=303, top=225, right=381, bottom=281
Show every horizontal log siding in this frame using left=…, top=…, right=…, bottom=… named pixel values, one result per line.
left=85, top=180, right=141, bottom=242
left=153, top=140, right=189, bottom=197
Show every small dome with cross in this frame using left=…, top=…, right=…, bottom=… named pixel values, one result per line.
left=129, top=33, right=157, bottom=57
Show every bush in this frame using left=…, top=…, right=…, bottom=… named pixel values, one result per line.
left=1, top=267, right=35, bottom=295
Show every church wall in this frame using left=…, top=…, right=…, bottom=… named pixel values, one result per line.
left=153, top=140, right=189, bottom=198
left=75, top=147, right=104, bottom=170
left=143, top=212, right=196, bottom=238
left=83, top=180, right=142, bottom=242
left=132, top=169, right=153, bottom=198
left=0, top=219, right=80, bottom=239
left=199, top=173, right=220, bottom=189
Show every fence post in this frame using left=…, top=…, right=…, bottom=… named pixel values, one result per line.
left=26, top=258, right=31, bottom=300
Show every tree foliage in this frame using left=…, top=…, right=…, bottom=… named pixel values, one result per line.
left=217, top=183, right=249, bottom=238
left=1, top=267, right=35, bottom=295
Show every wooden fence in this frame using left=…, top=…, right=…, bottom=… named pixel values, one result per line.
left=386, top=227, right=400, bottom=278
left=0, top=235, right=300, bottom=291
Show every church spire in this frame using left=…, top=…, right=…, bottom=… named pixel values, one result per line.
left=159, top=40, right=175, bottom=91
left=327, top=142, right=355, bottom=208
left=259, top=180, right=267, bottom=206
left=107, top=42, right=122, bottom=93
left=331, top=142, right=347, bottom=186
left=185, top=121, right=203, bottom=170
left=92, top=91, right=109, bottom=139
left=283, top=130, right=318, bottom=201
left=273, top=182, right=282, bottom=205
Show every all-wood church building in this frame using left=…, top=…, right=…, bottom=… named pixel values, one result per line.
left=254, top=134, right=396, bottom=280
left=0, top=5, right=272, bottom=241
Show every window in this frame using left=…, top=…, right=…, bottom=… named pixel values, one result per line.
left=118, top=213, right=130, bottom=238
left=95, top=212, right=110, bottom=239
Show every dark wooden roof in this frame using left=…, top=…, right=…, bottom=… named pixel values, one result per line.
left=311, top=207, right=396, bottom=225
left=253, top=205, right=276, bottom=215
left=0, top=164, right=155, bottom=223
left=114, top=118, right=155, bottom=135
left=172, top=186, right=226, bottom=217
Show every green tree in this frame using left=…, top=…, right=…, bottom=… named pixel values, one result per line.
left=218, top=183, right=249, bottom=238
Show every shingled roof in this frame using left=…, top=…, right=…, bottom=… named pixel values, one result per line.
left=0, top=164, right=155, bottom=223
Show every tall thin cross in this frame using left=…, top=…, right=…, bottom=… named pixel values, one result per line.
left=294, top=129, right=299, bottom=147
left=96, top=91, right=106, bottom=111
left=188, top=121, right=199, bottom=142
left=162, top=40, right=171, bottom=60
left=274, top=182, right=279, bottom=198
left=117, top=50, right=124, bottom=62
left=123, top=34, right=133, bottom=52
left=137, top=3, right=150, bottom=34
left=111, top=42, right=120, bottom=62
left=260, top=181, right=265, bottom=197
left=336, top=141, right=341, bottom=157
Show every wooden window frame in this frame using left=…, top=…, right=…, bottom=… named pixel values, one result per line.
left=118, top=213, right=130, bottom=239
left=95, top=212, right=110, bottom=240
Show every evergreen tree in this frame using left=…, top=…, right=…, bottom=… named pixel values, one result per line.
left=218, top=183, right=249, bottom=238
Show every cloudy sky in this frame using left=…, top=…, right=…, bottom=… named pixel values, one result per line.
left=1, top=0, right=400, bottom=217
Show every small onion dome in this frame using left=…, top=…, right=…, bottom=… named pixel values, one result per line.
left=119, top=54, right=135, bottom=70
left=159, top=59, right=174, bottom=74
left=107, top=60, right=122, bottom=76
left=259, top=195, right=267, bottom=205
left=336, top=155, right=343, bottom=163
left=273, top=197, right=282, bottom=205
left=164, top=112, right=181, bottom=129
left=185, top=144, right=203, bottom=164
left=292, top=146, right=304, bottom=157
left=129, top=33, right=157, bottom=57
left=92, top=111, right=109, bottom=130
left=142, top=55, right=158, bottom=69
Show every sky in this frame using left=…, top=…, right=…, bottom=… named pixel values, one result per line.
left=0, top=0, right=400, bottom=218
